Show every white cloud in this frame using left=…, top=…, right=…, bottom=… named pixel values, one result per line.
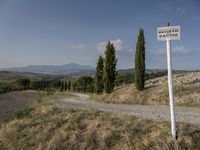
left=97, top=42, right=106, bottom=54
left=97, top=39, right=123, bottom=54
left=156, top=46, right=190, bottom=55
left=112, top=39, right=123, bottom=50
left=173, top=46, right=190, bottom=53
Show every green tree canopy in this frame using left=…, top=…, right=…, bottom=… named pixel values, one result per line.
left=134, top=28, right=145, bottom=91
left=103, top=41, right=117, bottom=93
left=16, top=79, right=30, bottom=89
left=76, top=76, right=93, bottom=93
left=94, top=56, right=104, bottom=93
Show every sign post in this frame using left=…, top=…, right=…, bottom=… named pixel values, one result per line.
left=157, top=23, right=180, bottom=139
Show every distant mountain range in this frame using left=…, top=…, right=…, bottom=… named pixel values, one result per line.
left=0, top=63, right=95, bottom=75
left=1, top=63, right=196, bottom=76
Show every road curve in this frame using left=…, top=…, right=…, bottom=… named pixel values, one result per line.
left=55, top=93, right=200, bottom=124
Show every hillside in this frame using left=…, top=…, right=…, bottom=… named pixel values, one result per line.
left=94, top=72, right=200, bottom=107
left=0, top=93, right=200, bottom=149
left=0, top=71, right=64, bottom=84
left=0, top=63, right=94, bottom=75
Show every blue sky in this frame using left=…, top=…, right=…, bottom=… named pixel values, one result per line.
left=0, top=0, right=199, bottom=70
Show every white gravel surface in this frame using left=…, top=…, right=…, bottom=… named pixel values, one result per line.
left=55, top=93, right=200, bottom=124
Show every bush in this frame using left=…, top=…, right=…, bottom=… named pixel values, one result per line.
left=16, top=79, right=30, bottom=90
left=0, top=84, right=17, bottom=94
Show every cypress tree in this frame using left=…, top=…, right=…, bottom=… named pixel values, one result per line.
left=73, top=82, right=76, bottom=91
left=64, top=81, right=68, bottom=91
left=83, top=81, right=86, bottom=93
left=94, top=56, right=104, bottom=93
left=60, top=80, right=64, bottom=92
left=68, top=81, right=71, bottom=91
left=134, top=29, right=145, bottom=91
left=103, top=41, right=117, bottom=93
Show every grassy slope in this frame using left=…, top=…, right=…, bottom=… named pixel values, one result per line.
left=93, top=73, right=200, bottom=107
left=0, top=71, right=62, bottom=83
left=0, top=94, right=200, bottom=150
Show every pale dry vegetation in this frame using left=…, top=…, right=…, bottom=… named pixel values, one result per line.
left=93, top=72, right=200, bottom=107
left=0, top=99, right=200, bottom=150
left=0, top=91, right=74, bottom=124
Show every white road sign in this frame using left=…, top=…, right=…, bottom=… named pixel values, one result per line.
left=157, top=24, right=181, bottom=139
left=157, top=26, right=180, bottom=41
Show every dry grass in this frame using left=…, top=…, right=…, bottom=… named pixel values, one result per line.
left=92, top=72, right=200, bottom=106
left=0, top=91, right=40, bottom=124
left=0, top=90, right=74, bottom=125
left=92, top=84, right=168, bottom=105
left=92, top=82, right=200, bottom=107
left=0, top=100, right=200, bottom=150
left=173, top=84, right=200, bottom=106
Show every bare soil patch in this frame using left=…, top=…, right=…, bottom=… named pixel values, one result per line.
left=0, top=91, right=39, bottom=124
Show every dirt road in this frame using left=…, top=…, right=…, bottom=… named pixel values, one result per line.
left=1, top=91, right=199, bottom=125
left=55, top=93, right=200, bottom=124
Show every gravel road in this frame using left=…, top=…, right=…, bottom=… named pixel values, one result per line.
left=1, top=91, right=199, bottom=125
left=55, top=93, right=200, bottom=124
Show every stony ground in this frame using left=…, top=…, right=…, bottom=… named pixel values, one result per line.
left=146, top=72, right=200, bottom=86
left=55, top=93, right=200, bottom=124
left=94, top=72, right=200, bottom=106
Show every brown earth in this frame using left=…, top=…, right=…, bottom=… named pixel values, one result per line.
left=0, top=91, right=39, bottom=125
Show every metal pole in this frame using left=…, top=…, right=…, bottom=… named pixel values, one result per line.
left=166, top=39, right=176, bottom=139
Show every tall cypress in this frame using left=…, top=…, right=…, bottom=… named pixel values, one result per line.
left=68, top=81, right=71, bottom=91
left=64, top=81, right=68, bottom=91
left=60, top=80, right=64, bottom=92
left=83, top=81, right=87, bottom=93
left=103, top=41, right=117, bottom=93
left=73, top=82, right=76, bottom=91
left=94, top=56, right=104, bottom=93
left=134, top=29, right=145, bottom=91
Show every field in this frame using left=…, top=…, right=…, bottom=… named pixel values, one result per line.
left=0, top=94, right=200, bottom=150
left=0, top=71, right=64, bottom=84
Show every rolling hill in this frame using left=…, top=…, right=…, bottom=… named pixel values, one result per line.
left=0, top=63, right=94, bottom=75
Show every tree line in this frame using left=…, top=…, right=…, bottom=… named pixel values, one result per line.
left=11, top=77, right=94, bottom=94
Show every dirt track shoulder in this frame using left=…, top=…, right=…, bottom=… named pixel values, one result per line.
left=55, top=93, right=200, bottom=124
